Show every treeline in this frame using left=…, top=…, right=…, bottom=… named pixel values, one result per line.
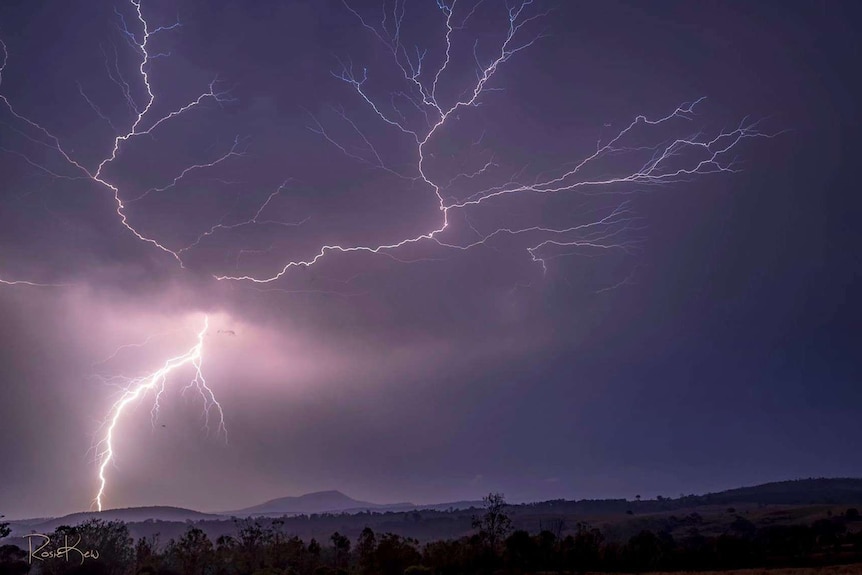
left=2, top=495, right=862, bottom=575
left=519, top=478, right=862, bottom=517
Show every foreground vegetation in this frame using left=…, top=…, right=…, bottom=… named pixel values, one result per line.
left=3, top=494, right=862, bottom=575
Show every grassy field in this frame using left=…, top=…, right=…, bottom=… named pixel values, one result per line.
left=590, top=564, right=862, bottom=575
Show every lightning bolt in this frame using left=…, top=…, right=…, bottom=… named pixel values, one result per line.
left=213, top=0, right=774, bottom=284
left=0, top=0, right=776, bottom=511
left=0, top=1, right=774, bottom=286
left=176, top=179, right=311, bottom=256
left=92, top=315, right=226, bottom=512
left=0, top=2, right=236, bottom=268
left=0, top=276, right=68, bottom=287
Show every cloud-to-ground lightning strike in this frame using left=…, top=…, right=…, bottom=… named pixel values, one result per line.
left=93, top=316, right=226, bottom=512
left=0, top=0, right=772, bottom=511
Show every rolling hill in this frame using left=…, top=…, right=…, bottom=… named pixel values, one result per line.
left=9, top=505, right=222, bottom=535
left=224, top=490, right=415, bottom=516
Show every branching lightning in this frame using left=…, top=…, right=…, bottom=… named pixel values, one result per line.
left=92, top=316, right=225, bottom=511
left=0, top=1, right=237, bottom=268
left=0, top=0, right=772, bottom=285
left=214, top=0, right=773, bottom=283
left=0, top=0, right=774, bottom=511
left=0, top=276, right=68, bottom=287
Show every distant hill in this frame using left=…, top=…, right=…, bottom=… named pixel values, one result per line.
left=9, top=506, right=222, bottom=535
left=226, top=490, right=415, bottom=516
left=683, top=477, right=862, bottom=506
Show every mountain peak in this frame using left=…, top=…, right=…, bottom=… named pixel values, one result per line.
left=229, top=490, right=389, bottom=516
left=301, top=490, right=350, bottom=498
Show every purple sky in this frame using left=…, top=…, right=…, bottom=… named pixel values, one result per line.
left=1, top=0, right=860, bottom=519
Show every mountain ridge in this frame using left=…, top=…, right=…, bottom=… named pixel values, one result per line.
left=10, top=477, right=862, bottom=528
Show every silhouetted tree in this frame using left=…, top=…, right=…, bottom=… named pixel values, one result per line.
left=308, top=538, right=321, bottom=560
left=503, top=530, right=536, bottom=572
left=471, top=493, right=512, bottom=552
left=423, top=538, right=473, bottom=575
left=133, top=533, right=161, bottom=574
left=622, top=529, right=675, bottom=571
left=356, top=527, right=376, bottom=575
left=568, top=523, right=604, bottom=572
left=233, top=519, right=275, bottom=573
left=329, top=531, right=350, bottom=570
left=730, top=516, right=757, bottom=539
left=539, top=518, right=566, bottom=540
left=624, top=530, right=660, bottom=571
left=812, top=518, right=846, bottom=550
left=755, top=525, right=815, bottom=559
left=166, top=526, right=214, bottom=575
left=677, top=528, right=710, bottom=571
left=0, top=545, right=29, bottom=575
left=49, top=519, right=133, bottom=575
left=535, top=530, right=557, bottom=571
left=715, top=533, right=754, bottom=569
left=215, top=532, right=237, bottom=571
left=374, top=533, right=420, bottom=575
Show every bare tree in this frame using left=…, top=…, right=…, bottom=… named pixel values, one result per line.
left=472, top=492, right=513, bottom=550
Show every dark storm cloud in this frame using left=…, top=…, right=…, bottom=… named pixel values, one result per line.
left=1, top=0, right=860, bottom=519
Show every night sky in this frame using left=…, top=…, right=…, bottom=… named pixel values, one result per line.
left=1, top=0, right=859, bottom=520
